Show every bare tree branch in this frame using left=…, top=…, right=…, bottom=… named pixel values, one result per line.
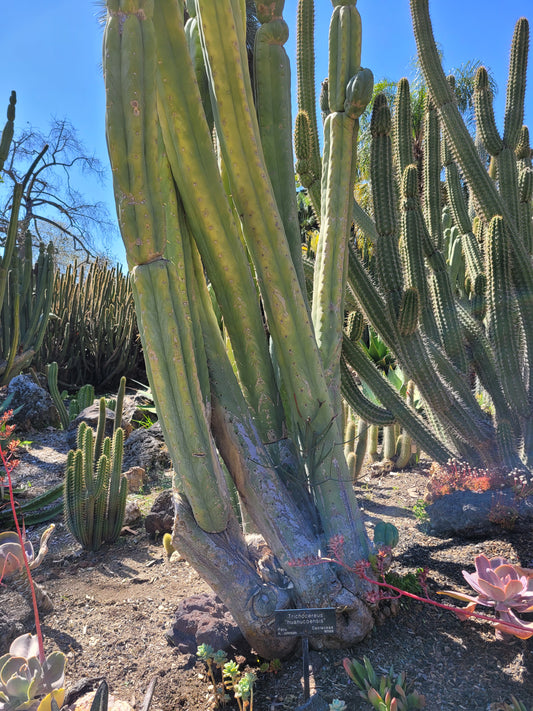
left=0, top=117, right=116, bottom=261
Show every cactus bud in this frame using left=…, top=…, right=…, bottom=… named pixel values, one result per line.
left=344, top=68, right=374, bottom=120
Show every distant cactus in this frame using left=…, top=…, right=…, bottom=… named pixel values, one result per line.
left=0, top=92, right=54, bottom=385
left=47, top=360, right=95, bottom=429
left=35, top=260, right=143, bottom=390
left=63, top=377, right=127, bottom=551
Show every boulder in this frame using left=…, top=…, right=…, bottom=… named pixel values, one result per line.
left=122, top=422, right=172, bottom=478
left=165, top=592, right=248, bottom=656
left=144, top=490, right=174, bottom=538
left=67, top=403, right=124, bottom=449
left=2, top=375, right=59, bottom=430
left=426, top=488, right=533, bottom=538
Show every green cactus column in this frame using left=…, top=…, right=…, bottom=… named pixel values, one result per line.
left=295, top=0, right=322, bottom=214
left=254, top=1, right=306, bottom=297
left=104, top=0, right=230, bottom=533
left=152, top=0, right=284, bottom=445
left=193, top=0, right=370, bottom=557
left=311, top=0, right=373, bottom=410
left=104, top=0, right=376, bottom=656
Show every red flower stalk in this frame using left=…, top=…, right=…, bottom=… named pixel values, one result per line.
left=0, top=425, right=45, bottom=663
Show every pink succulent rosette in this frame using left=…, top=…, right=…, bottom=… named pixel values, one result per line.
left=443, top=555, right=533, bottom=640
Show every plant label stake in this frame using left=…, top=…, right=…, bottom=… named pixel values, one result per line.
left=275, top=608, right=336, bottom=701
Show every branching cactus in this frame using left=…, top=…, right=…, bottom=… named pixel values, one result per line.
left=0, top=93, right=55, bottom=385
left=63, top=378, right=127, bottom=552
left=343, top=3, right=533, bottom=473
left=102, top=0, right=376, bottom=657
left=101, top=0, right=531, bottom=656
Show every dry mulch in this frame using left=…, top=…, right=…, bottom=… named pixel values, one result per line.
left=3, top=433, right=533, bottom=710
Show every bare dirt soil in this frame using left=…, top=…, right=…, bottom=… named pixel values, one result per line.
left=3, top=431, right=533, bottom=710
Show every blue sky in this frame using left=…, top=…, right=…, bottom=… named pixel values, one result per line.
left=2, top=1, right=532, bottom=266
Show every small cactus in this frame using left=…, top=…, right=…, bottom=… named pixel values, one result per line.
left=63, top=378, right=127, bottom=551
left=373, top=521, right=399, bottom=549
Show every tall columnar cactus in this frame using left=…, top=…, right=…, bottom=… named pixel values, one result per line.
left=103, top=0, right=375, bottom=657
left=102, top=0, right=531, bottom=656
left=63, top=378, right=127, bottom=552
left=343, top=3, right=532, bottom=474
left=0, top=92, right=54, bottom=385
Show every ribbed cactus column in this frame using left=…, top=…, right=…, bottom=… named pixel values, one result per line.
left=104, top=0, right=376, bottom=656
left=295, top=0, right=322, bottom=214
left=312, top=0, right=373, bottom=411
left=254, top=1, right=306, bottom=297
left=193, top=0, right=371, bottom=557
left=0, top=93, right=54, bottom=384
left=104, top=0, right=230, bottom=534
left=410, top=0, right=533, bottom=469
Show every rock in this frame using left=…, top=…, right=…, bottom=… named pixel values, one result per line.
left=63, top=678, right=106, bottom=708
left=0, top=590, right=34, bottom=651
left=122, top=422, right=172, bottom=478
left=295, top=693, right=330, bottom=710
left=65, top=690, right=134, bottom=711
left=67, top=404, right=123, bottom=449
left=123, top=466, right=147, bottom=492
left=426, top=488, right=533, bottom=538
left=121, top=391, right=157, bottom=429
left=2, top=375, right=59, bottom=430
left=165, top=592, right=248, bottom=656
left=144, top=489, right=174, bottom=538
left=123, top=499, right=142, bottom=526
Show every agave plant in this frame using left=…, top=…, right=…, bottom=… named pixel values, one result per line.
left=342, top=656, right=426, bottom=710
left=0, top=633, right=65, bottom=711
left=441, top=554, right=533, bottom=640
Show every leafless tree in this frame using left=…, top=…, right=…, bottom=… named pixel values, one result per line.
left=0, top=118, right=116, bottom=262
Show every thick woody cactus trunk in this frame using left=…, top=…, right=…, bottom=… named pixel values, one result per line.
left=103, top=0, right=375, bottom=657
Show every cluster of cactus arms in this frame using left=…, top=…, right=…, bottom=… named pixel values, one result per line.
left=340, top=0, right=533, bottom=474
left=0, top=93, right=55, bottom=386
left=34, top=260, right=143, bottom=390
left=342, top=323, right=418, bottom=476
left=102, top=0, right=531, bottom=654
left=103, top=0, right=375, bottom=656
left=63, top=377, right=127, bottom=552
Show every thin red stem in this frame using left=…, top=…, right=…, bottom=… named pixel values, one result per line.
left=317, top=554, right=530, bottom=635
left=0, top=442, right=45, bottom=663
